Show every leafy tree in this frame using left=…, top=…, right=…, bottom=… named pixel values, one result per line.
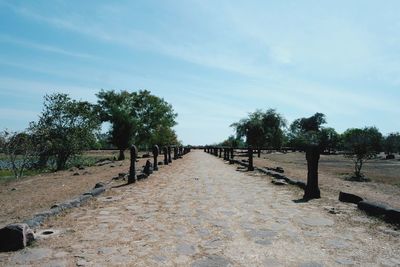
left=319, top=127, right=341, bottom=154
left=383, top=132, right=400, bottom=156
left=97, top=90, right=177, bottom=159
left=342, top=127, right=382, bottom=179
left=231, top=109, right=286, bottom=156
left=288, top=112, right=327, bottom=149
left=0, top=130, right=36, bottom=178
left=220, top=135, right=245, bottom=148
left=30, top=93, right=100, bottom=170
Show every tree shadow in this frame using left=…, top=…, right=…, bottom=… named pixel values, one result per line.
left=292, top=198, right=310, bottom=203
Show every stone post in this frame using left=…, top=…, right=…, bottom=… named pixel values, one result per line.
left=152, top=145, right=159, bottom=171
left=303, top=146, right=321, bottom=200
left=219, top=147, right=222, bottom=158
left=128, top=145, right=137, bottom=184
left=163, top=146, right=168, bottom=165
left=230, top=147, right=234, bottom=159
left=168, top=146, right=172, bottom=163
left=173, top=146, right=178, bottom=160
left=248, top=146, right=254, bottom=171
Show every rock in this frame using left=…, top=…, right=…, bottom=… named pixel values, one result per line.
left=82, top=171, right=90, bottom=175
left=118, top=173, right=126, bottom=178
left=158, top=161, right=163, bottom=165
left=84, top=187, right=105, bottom=197
left=339, top=191, right=363, bottom=204
left=110, top=165, right=116, bottom=168
left=73, top=172, right=80, bottom=176
left=94, top=182, right=106, bottom=189
left=295, top=180, right=307, bottom=189
left=275, top=167, right=284, bottom=173
left=0, top=223, right=35, bottom=252
left=385, top=209, right=400, bottom=224
left=136, top=173, right=148, bottom=180
left=142, top=153, right=151, bottom=158
left=271, top=179, right=288, bottom=185
left=358, top=200, right=388, bottom=216
left=386, top=154, right=395, bottom=159
left=191, top=255, right=232, bottom=267
left=10, top=187, right=17, bottom=191
left=143, top=160, right=153, bottom=176
left=335, top=258, right=354, bottom=265
left=95, top=159, right=113, bottom=166
left=78, top=166, right=85, bottom=170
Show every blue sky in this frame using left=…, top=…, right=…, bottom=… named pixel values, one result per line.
left=0, top=0, right=399, bottom=145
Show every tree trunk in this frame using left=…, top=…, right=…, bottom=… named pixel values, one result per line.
left=118, top=149, right=125, bottom=161
left=303, top=146, right=321, bottom=200
left=257, top=148, right=261, bottom=158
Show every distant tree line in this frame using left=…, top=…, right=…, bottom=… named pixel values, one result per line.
left=0, top=90, right=178, bottom=177
left=220, top=109, right=400, bottom=180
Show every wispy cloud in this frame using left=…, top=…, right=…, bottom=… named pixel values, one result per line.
left=0, top=34, right=97, bottom=59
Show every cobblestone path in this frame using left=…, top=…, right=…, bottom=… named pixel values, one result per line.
left=1, top=151, right=399, bottom=266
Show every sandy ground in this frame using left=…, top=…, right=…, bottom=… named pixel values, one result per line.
left=251, top=152, right=400, bottom=210
left=0, top=155, right=150, bottom=228
left=0, top=150, right=398, bottom=266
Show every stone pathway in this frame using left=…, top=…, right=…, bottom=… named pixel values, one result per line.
left=0, top=151, right=399, bottom=266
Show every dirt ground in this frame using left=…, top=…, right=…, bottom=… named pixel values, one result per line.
left=0, top=150, right=399, bottom=266
left=252, top=151, right=400, bottom=209
left=0, top=151, right=151, bottom=228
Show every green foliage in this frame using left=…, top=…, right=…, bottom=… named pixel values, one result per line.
left=342, top=127, right=382, bottom=179
left=231, top=109, right=286, bottom=149
left=0, top=130, right=36, bottom=178
left=219, top=135, right=245, bottom=148
left=383, top=132, right=400, bottom=155
left=287, top=112, right=327, bottom=149
left=30, top=93, right=100, bottom=170
left=97, top=89, right=177, bottom=159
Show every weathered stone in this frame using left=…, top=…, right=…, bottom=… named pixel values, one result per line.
left=335, top=258, right=354, bottom=265
left=94, top=182, right=106, bottom=188
left=299, top=262, right=324, bottom=267
left=73, top=172, right=80, bottom=176
left=271, top=179, right=288, bottom=185
left=0, top=223, right=35, bottom=252
left=303, top=146, right=321, bottom=200
left=191, top=255, right=232, bottom=267
left=385, top=208, right=400, bottom=224
left=128, top=145, right=137, bottom=184
left=137, top=173, right=148, bottom=180
left=143, top=160, right=153, bottom=176
left=358, top=201, right=388, bottom=216
left=339, top=191, right=363, bottom=204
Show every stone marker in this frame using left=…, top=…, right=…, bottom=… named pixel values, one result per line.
left=0, top=223, right=35, bottom=252
left=152, top=145, right=159, bottom=171
left=248, top=146, right=254, bottom=171
left=143, top=160, right=153, bottom=176
left=173, top=146, right=178, bottom=160
left=303, top=146, right=321, bottom=200
left=128, top=145, right=137, bottom=184
left=168, top=146, right=172, bottom=163
left=163, top=146, right=168, bottom=165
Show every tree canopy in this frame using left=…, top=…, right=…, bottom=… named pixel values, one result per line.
left=342, top=127, right=382, bottom=179
left=30, top=93, right=101, bottom=170
left=97, top=89, right=177, bottom=159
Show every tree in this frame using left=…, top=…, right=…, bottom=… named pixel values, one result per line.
left=30, top=93, right=100, bottom=170
left=383, top=132, right=400, bottom=156
left=288, top=113, right=327, bottom=150
left=0, top=130, right=36, bottom=178
left=342, top=127, right=382, bottom=180
left=231, top=109, right=286, bottom=157
left=319, top=127, right=341, bottom=154
left=220, top=135, right=245, bottom=148
left=97, top=90, right=177, bottom=159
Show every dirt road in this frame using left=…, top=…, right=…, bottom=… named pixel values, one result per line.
left=0, top=150, right=399, bottom=266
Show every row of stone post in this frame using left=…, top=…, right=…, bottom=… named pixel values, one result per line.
left=204, top=146, right=254, bottom=171
left=128, top=144, right=191, bottom=184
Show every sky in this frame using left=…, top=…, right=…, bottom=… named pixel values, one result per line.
left=0, top=0, right=399, bottom=145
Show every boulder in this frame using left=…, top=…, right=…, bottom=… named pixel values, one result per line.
left=0, top=223, right=35, bottom=252
left=94, top=182, right=106, bottom=189
left=358, top=201, right=388, bottom=216
left=385, top=209, right=400, bottom=224
left=386, top=154, right=395, bottom=160
left=271, top=179, right=287, bottom=186
left=339, top=191, right=364, bottom=204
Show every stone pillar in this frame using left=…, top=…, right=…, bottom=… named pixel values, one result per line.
left=219, top=147, right=222, bottom=158
left=152, top=145, right=159, bottom=171
left=128, top=145, right=137, bottom=184
left=248, top=146, right=254, bottom=171
left=163, top=146, right=168, bottom=165
left=173, top=146, right=178, bottom=160
left=304, top=146, right=321, bottom=200
left=168, top=146, right=172, bottom=163
left=230, top=147, right=234, bottom=159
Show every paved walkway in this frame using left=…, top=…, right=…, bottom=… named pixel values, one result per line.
left=1, top=151, right=399, bottom=266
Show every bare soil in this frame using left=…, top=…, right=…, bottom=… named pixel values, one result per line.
left=0, top=150, right=151, bottom=228
left=253, top=151, right=400, bottom=209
